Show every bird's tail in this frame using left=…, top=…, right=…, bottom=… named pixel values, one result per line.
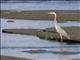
left=65, top=33, right=70, bottom=40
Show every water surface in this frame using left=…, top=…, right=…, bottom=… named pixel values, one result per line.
left=1, top=18, right=80, bottom=60
left=1, top=18, right=80, bottom=29
left=1, top=1, right=80, bottom=11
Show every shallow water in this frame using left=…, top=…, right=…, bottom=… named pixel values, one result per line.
left=1, top=18, right=80, bottom=29
left=1, top=18, right=80, bottom=60
left=1, top=33, right=80, bottom=60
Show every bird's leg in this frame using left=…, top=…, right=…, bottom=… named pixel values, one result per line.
left=59, top=34, right=64, bottom=53
left=59, top=34, right=64, bottom=60
left=55, top=35, right=58, bottom=42
left=55, top=37, right=58, bottom=42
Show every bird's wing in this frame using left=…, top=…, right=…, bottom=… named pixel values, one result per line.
left=56, top=26, right=70, bottom=39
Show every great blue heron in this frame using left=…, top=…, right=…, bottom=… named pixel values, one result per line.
left=48, top=12, right=70, bottom=43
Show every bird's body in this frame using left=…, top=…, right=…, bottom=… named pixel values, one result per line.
left=48, top=12, right=70, bottom=41
left=54, top=19, right=70, bottom=39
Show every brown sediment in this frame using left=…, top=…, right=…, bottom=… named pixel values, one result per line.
left=0, top=55, right=32, bottom=60
left=2, top=27, right=80, bottom=43
left=1, top=10, right=80, bottom=21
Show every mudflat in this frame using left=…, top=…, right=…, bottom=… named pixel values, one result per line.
left=0, top=55, right=32, bottom=60
left=1, top=10, right=80, bottom=21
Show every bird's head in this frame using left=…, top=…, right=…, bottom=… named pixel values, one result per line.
left=48, top=12, right=56, bottom=15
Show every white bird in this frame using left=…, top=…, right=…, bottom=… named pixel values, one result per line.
left=48, top=12, right=70, bottom=43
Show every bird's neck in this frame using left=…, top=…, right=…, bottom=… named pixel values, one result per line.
left=54, top=18, right=57, bottom=23
left=54, top=14, right=57, bottom=25
left=54, top=13, right=57, bottom=20
left=54, top=19, right=57, bottom=28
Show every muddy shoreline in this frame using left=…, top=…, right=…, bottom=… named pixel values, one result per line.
left=0, top=55, right=31, bottom=60
left=2, top=27, right=80, bottom=43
